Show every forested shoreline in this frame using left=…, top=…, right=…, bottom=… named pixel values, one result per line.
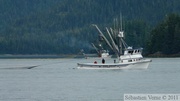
left=0, top=0, right=180, bottom=56
left=147, top=14, right=180, bottom=56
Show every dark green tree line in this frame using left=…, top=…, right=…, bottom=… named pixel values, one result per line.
left=148, top=14, right=180, bottom=55
left=0, top=0, right=180, bottom=54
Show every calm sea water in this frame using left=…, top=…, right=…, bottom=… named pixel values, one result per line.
left=0, top=58, right=179, bottom=101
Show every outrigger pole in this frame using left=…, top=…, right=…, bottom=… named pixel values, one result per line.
left=92, top=24, right=121, bottom=57
left=91, top=43, right=100, bottom=54
left=106, top=27, right=120, bottom=56
left=92, top=24, right=114, bottom=51
left=92, top=15, right=128, bottom=58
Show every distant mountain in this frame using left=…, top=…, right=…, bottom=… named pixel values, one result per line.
left=0, top=0, right=180, bottom=54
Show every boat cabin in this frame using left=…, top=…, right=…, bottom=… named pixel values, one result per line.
left=120, top=47, right=143, bottom=63
left=124, top=48, right=142, bottom=55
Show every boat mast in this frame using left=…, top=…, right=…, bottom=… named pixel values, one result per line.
left=119, top=13, right=123, bottom=55
left=114, top=14, right=124, bottom=57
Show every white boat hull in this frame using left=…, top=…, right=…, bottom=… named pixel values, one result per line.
left=77, top=59, right=151, bottom=70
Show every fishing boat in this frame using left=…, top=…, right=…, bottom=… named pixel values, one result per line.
left=77, top=18, right=151, bottom=69
left=77, top=47, right=151, bottom=69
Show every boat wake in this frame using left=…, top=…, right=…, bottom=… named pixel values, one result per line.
left=0, top=65, right=40, bottom=70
